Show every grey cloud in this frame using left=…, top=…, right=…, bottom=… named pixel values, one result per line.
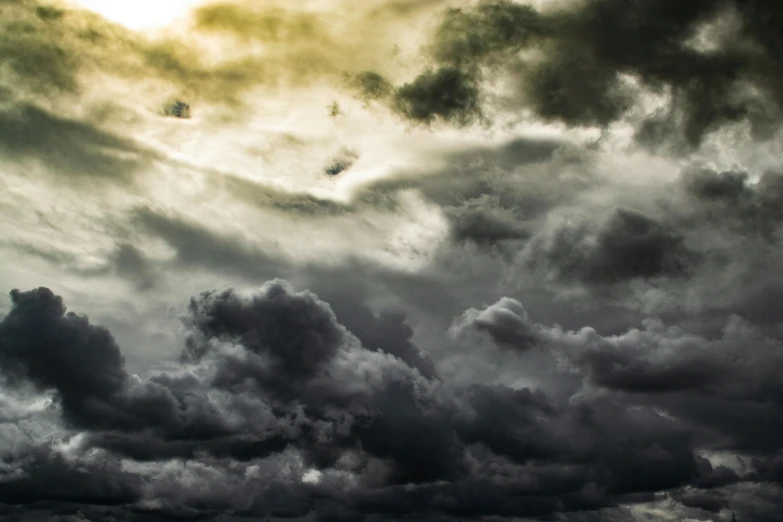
left=322, top=292, right=437, bottom=379
left=446, top=195, right=529, bottom=247
left=0, top=281, right=463, bottom=485
left=0, top=287, right=127, bottom=427
left=0, top=0, right=410, bottom=116
left=673, top=489, right=729, bottom=513
left=679, top=167, right=783, bottom=240
left=473, top=164, right=783, bottom=325
left=181, top=281, right=347, bottom=378
left=752, top=452, right=783, bottom=485
left=458, top=293, right=783, bottom=490
left=428, top=0, right=545, bottom=67
left=348, top=71, right=395, bottom=103
left=220, top=174, right=382, bottom=218
left=2, top=282, right=760, bottom=521
left=0, top=103, right=156, bottom=182
left=393, top=67, right=483, bottom=126
left=181, top=281, right=466, bottom=484
left=4, top=1, right=783, bottom=522
left=104, top=244, right=160, bottom=291
left=377, top=0, right=783, bottom=147
left=0, top=3, right=79, bottom=93
left=73, top=244, right=160, bottom=291
left=0, top=445, right=142, bottom=507
left=467, top=294, right=783, bottom=401
left=0, top=286, right=287, bottom=461
left=349, top=66, right=483, bottom=126
left=132, top=207, right=287, bottom=281
left=208, top=134, right=579, bottom=227
left=524, top=207, right=696, bottom=287
left=452, top=297, right=542, bottom=351
left=324, top=147, right=359, bottom=177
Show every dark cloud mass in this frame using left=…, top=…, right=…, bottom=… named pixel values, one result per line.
left=0, top=288, right=127, bottom=425
left=393, top=67, right=483, bottom=126
left=524, top=207, right=696, bottom=286
left=323, top=147, right=359, bottom=177
left=359, top=0, right=783, bottom=145
left=2, top=282, right=782, bottom=521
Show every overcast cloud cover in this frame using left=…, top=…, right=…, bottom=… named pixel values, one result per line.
left=1, top=0, right=782, bottom=521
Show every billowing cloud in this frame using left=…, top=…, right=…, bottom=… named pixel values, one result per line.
left=2, top=283, right=781, bottom=521
left=523, top=207, right=696, bottom=286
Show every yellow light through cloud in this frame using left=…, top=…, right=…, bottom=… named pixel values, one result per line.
left=74, top=0, right=207, bottom=30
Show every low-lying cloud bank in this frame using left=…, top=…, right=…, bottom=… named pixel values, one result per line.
left=1, top=280, right=781, bottom=521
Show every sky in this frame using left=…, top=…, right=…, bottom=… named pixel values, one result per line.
left=0, top=0, right=782, bottom=521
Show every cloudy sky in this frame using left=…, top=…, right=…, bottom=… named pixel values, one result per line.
left=1, top=0, right=783, bottom=521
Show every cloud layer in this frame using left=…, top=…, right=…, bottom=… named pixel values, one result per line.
left=2, top=279, right=782, bottom=521
left=2, top=0, right=783, bottom=521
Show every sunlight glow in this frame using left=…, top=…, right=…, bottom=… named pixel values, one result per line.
left=74, top=0, right=207, bottom=30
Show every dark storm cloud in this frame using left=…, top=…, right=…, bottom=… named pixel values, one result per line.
left=393, top=67, right=483, bottom=126
left=0, top=286, right=661, bottom=517
left=0, top=287, right=127, bottom=426
left=524, top=207, right=696, bottom=287
left=693, top=458, right=741, bottom=490
left=3, top=2, right=783, bottom=522
left=349, top=66, right=483, bottom=126
left=0, top=445, right=142, bottom=508
left=462, top=293, right=783, bottom=491
left=0, top=287, right=286, bottom=461
left=453, top=384, right=563, bottom=462
left=452, top=297, right=543, bottom=351
left=0, top=281, right=461, bottom=478
left=460, top=163, right=783, bottom=328
left=181, top=282, right=346, bottom=376
left=7, top=281, right=782, bottom=521
left=428, top=0, right=544, bottom=67
left=322, top=293, right=437, bottom=379
left=752, top=452, right=783, bottom=485
left=683, top=167, right=751, bottom=200
left=367, top=0, right=783, bottom=146
left=562, top=320, right=728, bottom=394
left=180, top=282, right=467, bottom=484
left=466, top=294, right=783, bottom=401
left=679, top=167, right=783, bottom=239
left=673, top=488, right=729, bottom=513
left=339, top=396, right=706, bottom=518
